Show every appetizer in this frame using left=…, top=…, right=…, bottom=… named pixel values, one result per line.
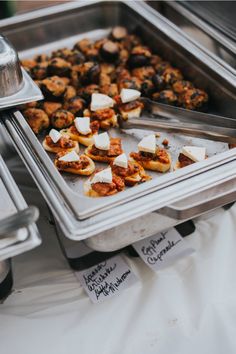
left=130, top=134, right=171, bottom=172
left=84, top=93, right=117, bottom=130
left=60, top=117, right=99, bottom=147
left=175, top=146, right=206, bottom=169
left=115, top=88, right=143, bottom=119
left=85, top=132, right=123, bottom=163
left=24, top=108, right=49, bottom=134
left=50, top=109, right=75, bottom=129
left=84, top=167, right=125, bottom=197
left=42, top=129, right=79, bottom=154
left=111, top=153, right=151, bottom=186
left=55, top=150, right=95, bottom=175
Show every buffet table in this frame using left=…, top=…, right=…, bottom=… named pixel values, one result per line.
left=1, top=183, right=236, bottom=354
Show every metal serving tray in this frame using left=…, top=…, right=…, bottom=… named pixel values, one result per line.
left=1, top=1, right=236, bottom=243
left=146, top=1, right=236, bottom=74
left=0, top=126, right=41, bottom=260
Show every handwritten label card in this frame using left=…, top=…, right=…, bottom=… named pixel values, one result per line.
left=75, top=255, right=138, bottom=303
left=133, top=228, right=195, bottom=271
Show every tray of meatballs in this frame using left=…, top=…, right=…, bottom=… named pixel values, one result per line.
left=17, top=22, right=232, bottom=204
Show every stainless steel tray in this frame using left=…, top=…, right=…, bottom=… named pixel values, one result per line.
left=0, top=142, right=41, bottom=261
left=145, top=1, right=236, bottom=74
left=1, top=0, right=236, bottom=242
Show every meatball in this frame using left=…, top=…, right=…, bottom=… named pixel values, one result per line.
left=71, top=62, right=100, bottom=87
left=179, top=88, right=208, bottom=110
left=128, top=46, right=152, bottom=68
left=150, top=55, right=162, bottom=67
left=66, top=50, right=85, bottom=65
left=51, top=109, right=75, bottom=129
left=43, top=102, right=62, bottom=117
left=99, top=73, right=111, bottom=87
left=121, top=34, right=142, bottom=51
left=152, top=90, right=178, bottom=106
left=100, top=63, right=116, bottom=76
left=116, top=66, right=131, bottom=82
left=73, top=38, right=93, bottom=54
left=84, top=47, right=99, bottom=61
left=63, top=96, right=85, bottom=116
left=119, top=48, right=130, bottom=65
left=77, top=84, right=100, bottom=103
left=162, top=67, right=183, bottom=85
left=110, top=26, right=128, bottom=41
left=41, top=76, right=66, bottom=101
left=155, top=61, right=172, bottom=75
left=152, top=74, right=166, bottom=91
left=48, top=57, right=71, bottom=77
left=172, top=80, right=194, bottom=94
left=141, top=80, right=155, bottom=97
left=63, top=85, right=77, bottom=101
left=132, top=66, right=155, bottom=81
left=31, top=62, right=48, bottom=80
left=23, top=108, right=49, bottom=134
left=100, top=40, right=120, bottom=62
left=52, top=48, right=85, bottom=65
left=100, top=83, right=119, bottom=97
left=118, top=77, right=142, bottom=91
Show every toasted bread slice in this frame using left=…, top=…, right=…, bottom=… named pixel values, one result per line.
left=42, top=138, right=79, bottom=154
left=119, top=106, right=142, bottom=120
left=173, top=161, right=180, bottom=171
left=55, top=154, right=95, bottom=175
left=124, top=162, right=152, bottom=186
left=84, top=174, right=125, bottom=197
left=99, top=114, right=117, bottom=130
left=60, top=127, right=97, bottom=147
left=84, top=182, right=119, bottom=197
left=85, top=145, right=115, bottom=163
left=130, top=150, right=172, bottom=173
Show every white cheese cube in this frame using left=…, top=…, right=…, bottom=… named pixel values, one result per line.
left=120, top=88, right=141, bottom=103
left=113, top=153, right=128, bottom=169
left=49, top=129, right=61, bottom=144
left=91, top=93, right=114, bottom=111
left=91, top=167, right=113, bottom=184
left=182, top=146, right=206, bottom=162
left=75, top=117, right=91, bottom=135
left=94, top=132, right=110, bottom=151
left=138, top=134, right=156, bottom=154
left=58, top=151, right=80, bottom=162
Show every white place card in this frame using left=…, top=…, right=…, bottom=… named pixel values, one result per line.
left=75, top=255, right=138, bottom=303
left=133, top=228, right=195, bottom=271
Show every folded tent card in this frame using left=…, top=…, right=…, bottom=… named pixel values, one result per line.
left=133, top=228, right=195, bottom=271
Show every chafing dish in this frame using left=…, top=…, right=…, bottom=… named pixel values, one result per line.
left=0, top=1, right=235, bottom=251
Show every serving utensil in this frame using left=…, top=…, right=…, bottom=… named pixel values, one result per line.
left=142, top=98, right=236, bottom=129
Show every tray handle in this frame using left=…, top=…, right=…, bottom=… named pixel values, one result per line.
left=157, top=177, right=236, bottom=220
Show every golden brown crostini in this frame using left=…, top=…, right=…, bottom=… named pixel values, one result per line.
left=84, top=167, right=125, bottom=197
left=55, top=151, right=95, bottom=176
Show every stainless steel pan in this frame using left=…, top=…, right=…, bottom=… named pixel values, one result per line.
left=1, top=1, right=235, bottom=248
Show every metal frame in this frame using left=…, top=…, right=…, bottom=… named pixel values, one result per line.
left=1, top=0, right=236, bottom=247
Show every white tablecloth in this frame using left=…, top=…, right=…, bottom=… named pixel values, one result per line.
left=0, top=185, right=236, bottom=354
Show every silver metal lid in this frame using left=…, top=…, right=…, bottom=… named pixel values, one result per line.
left=0, top=35, right=23, bottom=98
left=0, top=34, right=43, bottom=110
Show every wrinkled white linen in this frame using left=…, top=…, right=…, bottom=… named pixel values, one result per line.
left=0, top=184, right=236, bottom=354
